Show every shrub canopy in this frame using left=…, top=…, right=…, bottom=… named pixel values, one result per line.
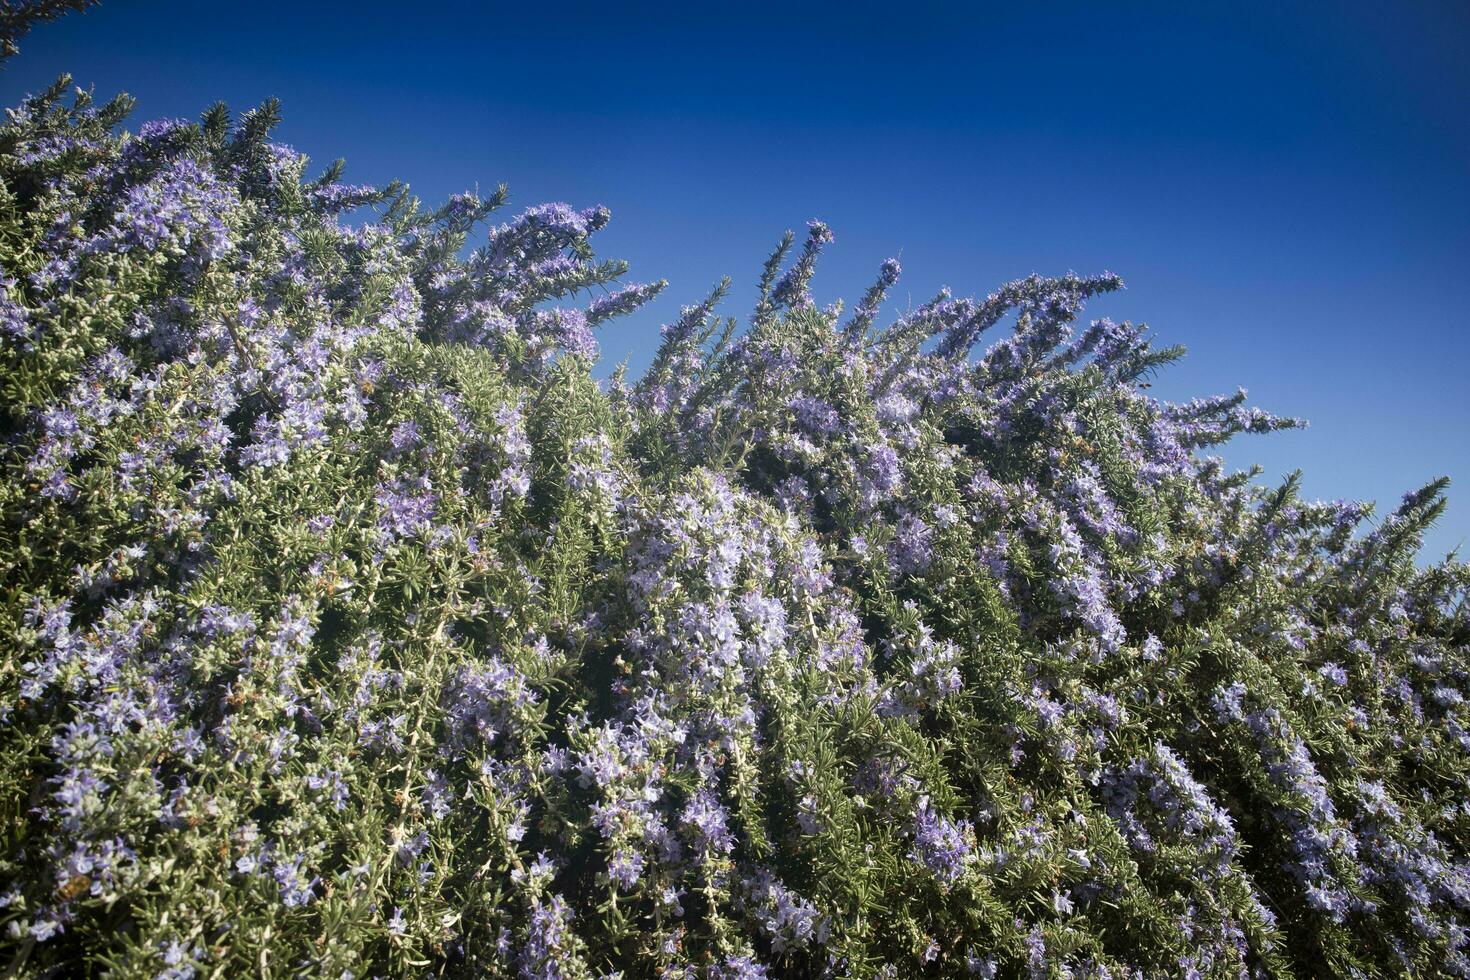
left=1, top=79, right=1468, bottom=979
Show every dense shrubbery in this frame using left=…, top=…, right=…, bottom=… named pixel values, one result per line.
left=1, top=77, right=1468, bottom=979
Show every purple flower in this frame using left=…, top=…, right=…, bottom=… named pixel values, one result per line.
left=306, top=769, right=349, bottom=811
left=607, top=848, right=644, bottom=891
left=910, top=796, right=975, bottom=886
left=890, top=512, right=935, bottom=576
left=271, top=852, right=319, bottom=908
left=681, top=789, right=735, bottom=855
left=741, top=871, right=828, bottom=952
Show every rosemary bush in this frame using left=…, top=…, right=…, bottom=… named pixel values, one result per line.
left=1, top=80, right=1467, bottom=979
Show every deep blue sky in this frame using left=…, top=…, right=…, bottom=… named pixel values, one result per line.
left=7, top=1, right=1469, bottom=557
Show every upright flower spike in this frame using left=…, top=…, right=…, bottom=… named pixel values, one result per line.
left=769, top=220, right=835, bottom=312
left=587, top=280, right=667, bottom=325
left=842, top=256, right=901, bottom=342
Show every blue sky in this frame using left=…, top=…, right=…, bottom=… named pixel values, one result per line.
left=7, top=1, right=1468, bottom=557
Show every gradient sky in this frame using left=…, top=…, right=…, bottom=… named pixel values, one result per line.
left=6, top=1, right=1468, bottom=557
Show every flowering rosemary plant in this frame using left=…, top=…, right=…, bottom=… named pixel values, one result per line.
left=0, top=77, right=1467, bottom=979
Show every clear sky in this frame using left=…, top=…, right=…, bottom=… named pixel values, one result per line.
left=6, top=1, right=1468, bottom=557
